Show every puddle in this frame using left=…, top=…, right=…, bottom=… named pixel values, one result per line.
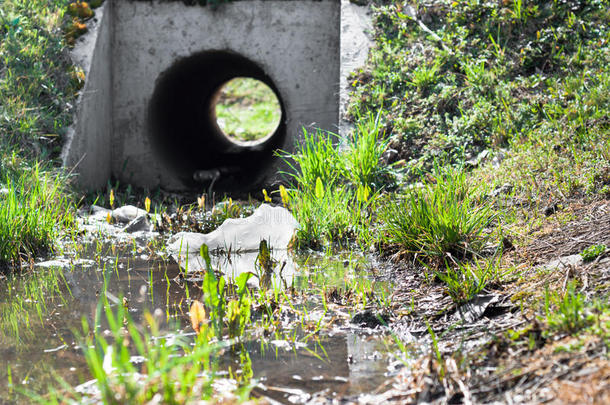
left=0, top=243, right=399, bottom=402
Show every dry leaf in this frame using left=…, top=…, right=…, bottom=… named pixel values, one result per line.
left=189, top=300, right=207, bottom=334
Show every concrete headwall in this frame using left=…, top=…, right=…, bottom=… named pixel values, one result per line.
left=62, top=3, right=113, bottom=190
left=63, top=0, right=369, bottom=192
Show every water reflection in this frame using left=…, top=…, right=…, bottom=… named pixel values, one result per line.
left=0, top=246, right=395, bottom=402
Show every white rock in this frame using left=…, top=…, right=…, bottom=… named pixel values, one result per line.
left=168, top=204, right=298, bottom=254
left=35, top=259, right=72, bottom=269
left=112, top=205, right=148, bottom=223
left=542, top=254, right=583, bottom=270
left=90, top=204, right=111, bottom=215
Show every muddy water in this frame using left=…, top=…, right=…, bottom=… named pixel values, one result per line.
left=0, top=245, right=397, bottom=403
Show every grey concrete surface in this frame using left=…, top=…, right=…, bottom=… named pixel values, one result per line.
left=340, top=0, right=373, bottom=137
left=62, top=3, right=113, bottom=190
left=63, top=0, right=371, bottom=192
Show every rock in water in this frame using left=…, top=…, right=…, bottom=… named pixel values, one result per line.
left=112, top=205, right=148, bottom=223
left=167, top=204, right=298, bottom=254
left=123, top=215, right=153, bottom=233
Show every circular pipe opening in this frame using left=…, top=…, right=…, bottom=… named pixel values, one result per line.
left=213, top=77, right=282, bottom=147
left=148, top=50, right=286, bottom=190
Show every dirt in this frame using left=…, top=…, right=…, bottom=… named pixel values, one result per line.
left=362, top=198, right=610, bottom=404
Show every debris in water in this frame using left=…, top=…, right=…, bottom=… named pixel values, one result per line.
left=168, top=204, right=298, bottom=254
left=190, top=300, right=207, bottom=334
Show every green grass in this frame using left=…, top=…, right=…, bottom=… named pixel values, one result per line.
left=434, top=256, right=513, bottom=304
left=343, top=111, right=394, bottom=190
left=0, top=165, right=74, bottom=271
left=287, top=181, right=377, bottom=249
left=215, top=77, right=282, bottom=143
left=281, top=117, right=394, bottom=249
left=543, top=282, right=594, bottom=336
left=77, top=301, right=245, bottom=405
left=282, top=128, right=342, bottom=190
left=0, top=0, right=79, bottom=271
left=580, top=244, right=607, bottom=263
left=0, top=0, right=78, bottom=160
left=350, top=0, right=610, bottom=194
left=379, top=165, right=494, bottom=262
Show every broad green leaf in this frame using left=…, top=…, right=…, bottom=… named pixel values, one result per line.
left=200, top=244, right=212, bottom=272
left=235, top=272, right=254, bottom=298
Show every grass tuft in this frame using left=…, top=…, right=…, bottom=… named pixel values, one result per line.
left=434, top=256, right=513, bottom=304
left=281, top=116, right=394, bottom=249
left=379, top=165, right=494, bottom=262
left=0, top=165, right=74, bottom=271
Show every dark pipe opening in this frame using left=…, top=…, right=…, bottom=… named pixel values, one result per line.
left=148, top=50, right=286, bottom=191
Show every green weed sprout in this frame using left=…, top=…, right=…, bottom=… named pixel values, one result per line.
left=580, top=244, right=606, bottom=263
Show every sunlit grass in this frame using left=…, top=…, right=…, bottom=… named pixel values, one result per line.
left=0, top=0, right=78, bottom=272
left=78, top=302, right=241, bottom=404
left=0, top=165, right=75, bottom=271
left=379, top=165, right=495, bottom=262
left=0, top=0, right=77, bottom=159
left=280, top=115, right=394, bottom=249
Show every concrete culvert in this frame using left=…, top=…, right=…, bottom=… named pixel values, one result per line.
left=148, top=50, right=286, bottom=191
left=63, top=0, right=347, bottom=192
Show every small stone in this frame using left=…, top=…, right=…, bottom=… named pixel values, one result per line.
left=381, top=148, right=399, bottom=164
left=542, top=254, right=583, bottom=271
left=453, top=294, right=498, bottom=323
left=36, top=259, right=72, bottom=269
left=465, top=149, right=490, bottom=168
left=350, top=309, right=390, bottom=328
left=490, top=183, right=513, bottom=197
left=112, top=205, right=148, bottom=223
left=123, top=215, right=153, bottom=233
left=88, top=205, right=112, bottom=220
left=491, top=149, right=508, bottom=168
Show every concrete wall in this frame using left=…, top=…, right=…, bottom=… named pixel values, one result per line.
left=113, top=0, right=340, bottom=190
left=62, top=3, right=113, bottom=190
left=340, top=0, right=373, bottom=136
left=63, top=0, right=371, bottom=192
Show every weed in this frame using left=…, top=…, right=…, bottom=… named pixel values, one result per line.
left=434, top=256, right=511, bottom=304
left=0, top=0, right=77, bottom=159
left=409, top=61, right=441, bottom=94
left=280, top=113, right=396, bottom=248
left=349, top=0, right=610, bottom=184
left=195, top=244, right=253, bottom=340
left=344, top=111, right=394, bottom=190
left=80, top=300, right=248, bottom=404
left=281, top=128, right=342, bottom=191
left=543, top=282, right=593, bottom=335
left=580, top=244, right=607, bottom=263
